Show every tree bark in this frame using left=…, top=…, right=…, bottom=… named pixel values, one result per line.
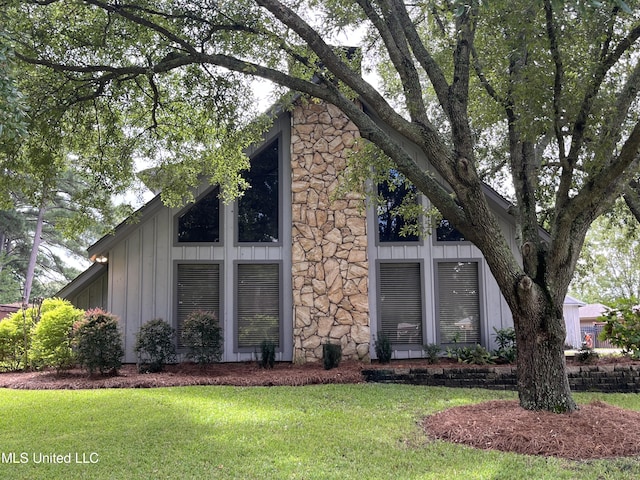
left=511, top=285, right=577, bottom=412
left=23, top=204, right=46, bottom=306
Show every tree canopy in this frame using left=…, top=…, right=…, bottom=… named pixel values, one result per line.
left=3, top=0, right=640, bottom=412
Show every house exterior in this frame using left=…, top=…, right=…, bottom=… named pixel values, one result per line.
left=563, top=295, right=585, bottom=348
left=58, top=99, right=522, bottom=364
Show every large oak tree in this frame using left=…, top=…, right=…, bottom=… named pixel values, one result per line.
left=5, top=0, right=640, bottom=412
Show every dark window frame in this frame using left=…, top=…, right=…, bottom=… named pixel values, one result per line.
left=174, top=186, right=222, bottom=245
left=433, top=218, right=470, bottom=244
left=375, top=171, right=422, bottom=245
left=235, top=137, right=282, bottom=245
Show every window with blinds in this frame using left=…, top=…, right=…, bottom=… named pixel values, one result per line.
left=437, top=261, right=480, bottom=345
left=237, top=263, right=280, bottom=349
left=176, top=263, right=220, bottom=348
left=378, top=262, right=423, bottom=345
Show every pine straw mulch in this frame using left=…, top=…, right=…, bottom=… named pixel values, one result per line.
left=423, top=400, right=640, bottom=460
left=3, top=359, right=640, bottom=460
left=0, top=361, right=366, bottom=390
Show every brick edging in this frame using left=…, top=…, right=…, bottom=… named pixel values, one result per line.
left=361, top=364, right=640, bottom=393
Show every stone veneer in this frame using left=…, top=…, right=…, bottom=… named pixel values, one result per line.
left=290, top=100, right=371, bottom=363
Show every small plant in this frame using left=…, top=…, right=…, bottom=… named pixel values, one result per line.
left=181, top=310, right=223, bottom=364
left=374, top=332, right=392, bottom=364
left=259, top=340, right=276, bottom=369
left=135, top=319, right=177, bottom=373
left=575, top=343, right=599, bottom=364
left=323, top=341, right=342, bottom=370
left=73, top=309, right=124, bottom=375
left=492, top=327, right=517, bottom=364
left=31, top=298, right=84, bottom=372
left=448, top=343, right=495, bottom=365
left=423, top=343, right=441, bottom=364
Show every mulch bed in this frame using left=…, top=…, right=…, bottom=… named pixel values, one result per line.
left=0, top=361, right=366, bottom=390
left=3, top=358, right=640, bottom=461
left=423, top=400, right=640, bottom=460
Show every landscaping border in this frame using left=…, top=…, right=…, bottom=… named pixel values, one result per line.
left=362, top=364, right=640, bottom=392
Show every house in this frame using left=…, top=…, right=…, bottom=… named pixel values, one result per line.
left=0, top=303, right=20, bottom=320
left=563, top=295, right=585, bottom=348
left=578, top=303, right=613, bottom=349
left=58, top=98, right=524, bottom=364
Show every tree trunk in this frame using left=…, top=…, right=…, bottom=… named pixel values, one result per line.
left=511, top=283, right=577, bottom=412
left=23, top=204, right=46, bottom=306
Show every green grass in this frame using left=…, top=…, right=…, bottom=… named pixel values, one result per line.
left=0, top=384, right=639, bottom=479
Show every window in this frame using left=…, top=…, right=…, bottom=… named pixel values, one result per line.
left=236, top=263, right=280, bottom=349
left=437, top=261, right=480, bottom=345
left=238, top=140, right=279, bottom=242
left=436, top=219, right=466, bottom=242
left=176, top=263, right=220, bottom=348
left=378, top=262, right=423, bottom=345
left=177, top=187, right=220, bottom=243
left=377, top=171, right=419, bottom=243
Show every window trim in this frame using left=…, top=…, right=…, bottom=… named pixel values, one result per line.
left=233, top=260, right=283, bottom=353
left=173, top=260, right=224, bottom=352
left=375, top=259, right=426, bottom=349
left=173, top=186, right=223, bottom=246
left=434, top=259, right=484, bottom=346
left=235, top=136, right=283, bottom=246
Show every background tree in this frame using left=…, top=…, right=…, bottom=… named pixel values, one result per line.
left=571, top=200, right=640, bottom=304
left=5, top=0, right=640, bottom=412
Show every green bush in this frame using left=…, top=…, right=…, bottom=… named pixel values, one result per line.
left=447, top=344, right=495, bottom=365
left=181, top=310, right=222, bottom=364
left=575, top=344, right=599, bottom=364
left=422, top=343, right=441, bottom=364
left=374, top=332, right=392, bottom=364
left=599, top=305, right=640, bottom=358
left=0, top=306, right=40, bottom=371
left=32, top=298, right=84, bottom=372
left=323, top=342, right=342, bottom=370
left=73, top=309, right=124, bottom=375
left=492, top=327, right=517, bottom=364
left=259, top=339, right=276, bottom=369
left=135, top=319, right=176, bottom=373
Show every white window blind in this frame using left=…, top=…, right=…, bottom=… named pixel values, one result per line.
left=177, top=264, right=220, bottom=348
left=438, top=261, right=480, bottom=344
left=379, top=263, right=423, bottom=344
left=237, top=264, right=280, bottom=348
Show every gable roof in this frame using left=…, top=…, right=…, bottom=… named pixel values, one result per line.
left=55, top=260, right=108, bottom=299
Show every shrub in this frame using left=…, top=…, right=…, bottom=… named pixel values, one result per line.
left=323, top=342, right=342, bottom=370
left=0, top=307, right=39, bottom=371
left=374, top=332, right=392, bottom=364
left=73, top=309, right=124, bottom=375
left=575, top=344, right=599, bottom=364
left=599, top=305, right=640, bottom=358
left=135, top=319, right=176, bottom=373
left=181, top=310, right=222, bottom=364
left=423, top=343, right=441, bottom=364
left=32, top=298, right=84, bottom=372
left=492, top=327, right=517, bottom=364
left=259, top=340, right=276, bottom=369
left=448, top=344, right=495, bottom=365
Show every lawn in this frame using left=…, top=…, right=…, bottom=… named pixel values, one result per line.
left=0, top=384, right=639, bottom=479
